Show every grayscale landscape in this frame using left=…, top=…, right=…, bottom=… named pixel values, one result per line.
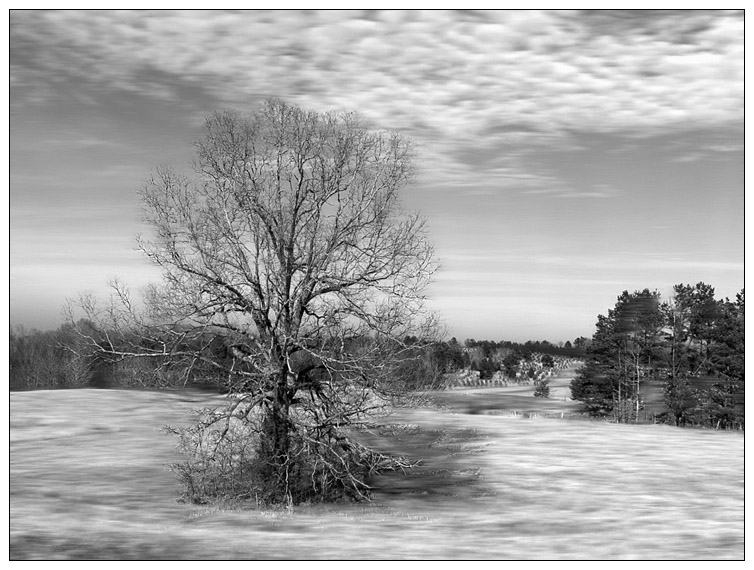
left=10, top=9, right=744, bottom=561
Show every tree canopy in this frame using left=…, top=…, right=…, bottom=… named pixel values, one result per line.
left=68, top=99, right=439, bottom=504
left=571, top=284, right=744, bottom=428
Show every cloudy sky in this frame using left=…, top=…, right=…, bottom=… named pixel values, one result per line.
left=10, top=9, right=744, bottom=342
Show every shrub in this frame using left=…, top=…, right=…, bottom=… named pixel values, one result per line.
left=533, top=379, right=550, bottom=398
left=165, top=397, right=412, bottom=507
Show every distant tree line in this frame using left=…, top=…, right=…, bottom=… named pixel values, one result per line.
left=10, top=325, right=583, bottom=392
left=10, top=320, right=231, bottom=391
left=11, top=323, right=453, bottom=393
left=392, top=336, right=582, bottom=386
left=570, top=283, right=744, bottom=429
left=459, top=338, right=584, bottom=381
left=10, top=324, right=90, bottom=390
left=463, top=338, right=588, bottom=359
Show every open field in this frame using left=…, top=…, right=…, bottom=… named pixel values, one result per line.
left=10, top=368, right=744, bottom=560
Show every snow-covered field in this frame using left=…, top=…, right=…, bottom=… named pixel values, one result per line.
left=10, top=378, right=743, bottom=560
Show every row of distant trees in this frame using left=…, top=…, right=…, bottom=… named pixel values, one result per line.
left=9, top=325, right=577, bottom=391
left=570, top=283, right=744, bottom=429
left=461, top=338, right=584, bottom=380
left=463, top=337, right=588, bottom=357
left=347, top=334, right=588, bottom=391
left=9, top=321, right=219, bottom=391
left=10, top=324, right=89, bottom=390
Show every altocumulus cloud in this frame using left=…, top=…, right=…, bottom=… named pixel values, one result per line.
left=11, top=9, right=743, bottom=196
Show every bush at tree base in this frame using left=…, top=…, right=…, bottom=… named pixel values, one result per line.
left=165, top=399, right=413, bottom=506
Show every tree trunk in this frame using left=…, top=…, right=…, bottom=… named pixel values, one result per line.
left=635, top=355, right=641, bottom=423
left=259, top=369, right=294, bottom=502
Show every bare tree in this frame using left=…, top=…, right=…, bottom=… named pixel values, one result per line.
left=68, top=98, right=438, bottom=504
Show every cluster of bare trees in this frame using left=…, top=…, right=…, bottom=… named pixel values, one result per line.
left=9, top=325, right=90, bottom=390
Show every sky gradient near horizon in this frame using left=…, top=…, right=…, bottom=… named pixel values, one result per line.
left=10, top=9, right=744, bottom=342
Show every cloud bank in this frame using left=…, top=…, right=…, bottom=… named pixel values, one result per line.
left=11, top=10, right=744, bottom=196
